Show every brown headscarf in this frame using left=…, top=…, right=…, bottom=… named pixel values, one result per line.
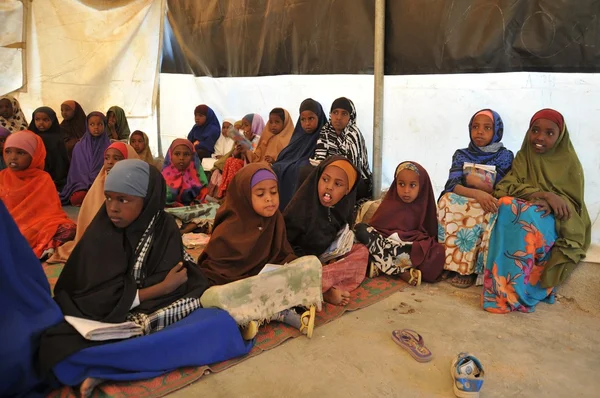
left=130, top=130, right=162, bottom=169
left=198, top=163, right=297, bottom=285
left=369, top=161, right=444, bottom=280
left=251, top=108, right=295, bottom=163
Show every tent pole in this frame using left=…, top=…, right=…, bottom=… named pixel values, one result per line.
left=372, top=0, right=385, bottom=199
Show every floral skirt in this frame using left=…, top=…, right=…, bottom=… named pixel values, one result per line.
left=482, top=197, right=557, bottom=314
left=437, top=192, right=496, bottom=276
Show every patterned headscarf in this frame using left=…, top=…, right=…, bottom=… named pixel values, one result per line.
left=162, top=138, right=208, bottom=206
left=0, top=95, right=29, bottom=132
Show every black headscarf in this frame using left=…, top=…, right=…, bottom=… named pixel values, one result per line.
left=283, top=155, right=358, bottom=256
left=39, top=165, right=210, bottom=373
left=28, top=107, right=70, bottom=191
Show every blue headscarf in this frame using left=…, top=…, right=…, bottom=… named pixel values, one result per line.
left=441, top=109, right=514, bottom=196
left=272, top=99, right=327, bottom=210
left=0, top=200, right=63, bottom=397
left=187, top=105, right=221, bottom=154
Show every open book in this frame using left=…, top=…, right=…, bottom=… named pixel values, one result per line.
left=319, top=224, right=355, bottom=263
left=463, top=162, right=497, bottom=188
left=259, top=263, right=284, bottom=274
left=65, top=315, right=143, bottom=341
left=226, top=127, right=253, bottom=150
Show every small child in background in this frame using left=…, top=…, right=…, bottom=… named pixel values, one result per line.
left=0, top=127, right=10, bottom=170
left=106, top=106, right=131, bottom=141
left=28, top=107, right=70, bottom=191
left=356, top=161, right=444, bottom=286
left=162, top=138, right=208, bottom=210
left=130, top=130, right=162, bottom=169
left=60, top=100, right=87, bottom=159
left=187, top=104, right=221, bottom=161
left=201, top=119, right=236, bottom=171
left=0, top=95, right=28, bottom=132
left=59, top=112, right=111, bottom=206
left=250, top=108, right=295, bottom=164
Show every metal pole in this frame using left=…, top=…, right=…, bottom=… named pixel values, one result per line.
left=372, top=0, right=385, bottom=199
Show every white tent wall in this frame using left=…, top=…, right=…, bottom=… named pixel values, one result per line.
left=2, top=0, right=165, bottom=150
left=159, top=71, right=600, bottom=262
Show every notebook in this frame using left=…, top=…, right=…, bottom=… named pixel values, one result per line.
left=65, top=315, right=143, bottom=341
left=319, top=224, right=355, bottom=263
left=463, top=162, right=497, bottom=188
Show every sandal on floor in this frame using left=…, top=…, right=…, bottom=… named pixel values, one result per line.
left=299, top=305, right=316, bottom=339
left=450, top=274, right=476, bottom=289
left=451, top=352, right=485, bottom=397
left=368, top=261, right=380, bottom=278
left=241, top=320, right=259, bottom=340
left=391, top=329, right=433, bottom=362
left=408, top=268, right=422, bottom=287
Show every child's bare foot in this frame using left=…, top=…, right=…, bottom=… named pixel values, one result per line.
left=323, top=287, right=351, bottom=306
left=80, top=377, right=104, bottom=398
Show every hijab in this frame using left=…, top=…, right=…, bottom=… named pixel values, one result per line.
left=251, top=108, right=295, bottom=163
left=369, top=161, right=444, bottom=268
left=162, top=138, right=208, bottom=206
left=28, top=107, right=70, bottom=191
left=283, top=156, right=358, bottom=256
left=59, top=100, right=87, bottom=141
left=494, top=109, right=591, bottom=287
left=49, top=143, right=138, bottom=264
left=0, top=200, right=63, bottom=397
left=0, top=131, right=75, bottom=258
left=442, top=109, right=514, bottom=196
left=0, top=95, right=28, bottom=132
left=106, top=106, right=131, bottom=140
left=273, top=99, right=327, bottom=210
left=311, top=97, right=372, bottom=193
left=187, top=105, right=221, bottom=154
left=243, top=113, right=266, bottom=138
left=198, top=163, right=297, bottom=285
left=213, top=118, right=236, bottom=157
left=0, top=127, right=10, bottom=170
left=130, top=130, right=161, bottom=169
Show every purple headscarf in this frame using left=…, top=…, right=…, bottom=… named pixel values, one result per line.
left=243, top=113, right=266, bottom=137
left=59, top=111, right=111, bottom=204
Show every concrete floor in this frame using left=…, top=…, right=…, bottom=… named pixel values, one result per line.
left=170, top=278, right=600, bottom=398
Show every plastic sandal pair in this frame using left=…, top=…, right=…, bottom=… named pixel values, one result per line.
left=408, top=268, right=422, bottom=287
left=299, top=305, right=316, bottom=338
left=391, top=329, right=433, bottom=362
left=451, top=352, right=485, bottom=397
left=241, top=320, right=259, bottom=340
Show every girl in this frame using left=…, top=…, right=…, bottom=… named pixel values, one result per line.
left=0, top=95, right=28, bottom=132
left=284, top=156, right=369, bottom=306
left=272, top=98, right=327, bottom=210
left=60, top=100, right=87, bottom=158
left=355, top=161, right=445, bottom=286
left=162, top=138, right=208, bottom=207
left=39, top=160, right=251, bottom=397
left=249, top=108, right=295, bottom=164
left=48, top=143, right=138, bottom=264
left=130, top=130, right=162, bottom=169
left=201, top=118, right=236, bottom=171
left=187, top=104, right=221, bottom=160
left=106, top=106, right=131, bottom=141
left=483, top=109, right=591, bottom=314
left=28, top=107, right=70, bottom=191
left=198, top=163, right=321, bottom=336
left=438, top=109, right=514, bottom=288
left=59, top=112, right=111, bottom=206
left=310, top=97, right=373, bottom=202
left=0, top=127, right=10, bottom=170
left=0, top=130, right=76, bottom=259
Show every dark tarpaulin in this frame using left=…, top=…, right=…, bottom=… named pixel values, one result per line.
left=162, top=0, right=600, bottom=77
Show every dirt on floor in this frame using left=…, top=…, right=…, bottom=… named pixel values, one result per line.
left=169, top=280, right=600, bottom=398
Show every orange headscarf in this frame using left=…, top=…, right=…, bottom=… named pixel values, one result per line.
left=48, top=143, right=138, bottom=263
left=0, top=130, right=75, bottom=257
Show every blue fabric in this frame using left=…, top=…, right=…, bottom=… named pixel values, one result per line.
left=441, top=109, right=514, bottom=196
left=187, top=106, right=221, bottom=154
left=53, top=308, right=253, bottom=385
left=0, top=201, right=63, bottom=397
left=272, top=100, right=327, bottom=210
left=482, top=198, right=557, bottom=313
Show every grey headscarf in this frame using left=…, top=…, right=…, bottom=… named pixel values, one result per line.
left=104, top=159, right=150, bottom=198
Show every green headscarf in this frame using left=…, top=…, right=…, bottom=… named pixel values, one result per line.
left=107, top=106, right=131, bottom=140
left=494, top=109, right=591, bottom=288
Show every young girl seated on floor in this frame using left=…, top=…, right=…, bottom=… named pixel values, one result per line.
left=0, top=127, right=9, bottom=170
left=0, top=130, right=76, bottom=259
left=437, top=109, right=514, bottom=288
left=39, top=159, right=251, bottom=397
left=0, top=95, right=28, bottom=132
left=49, top=143, right=138, bottom=263
left=162, top=138, right=209, bottom=208
left=129, top=130, right=162, bottom=169
left=249, top=108, right=295, bottom=164
left=187, top=104, right=221, bottom=161
left=28, top=106, right=70, bottom=191
left=355, top=161, right=444, bottom=286
left=483, top=109, right=591, bottom=314
left=198, top=163, right=321, bottom=337
left=60, top=100, right=87, bottom=159
left=106, top=106, right=131, bottom=141
left=284, top=156, right=369, bottom=306
left=60, top=112, right=111, bottom=206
